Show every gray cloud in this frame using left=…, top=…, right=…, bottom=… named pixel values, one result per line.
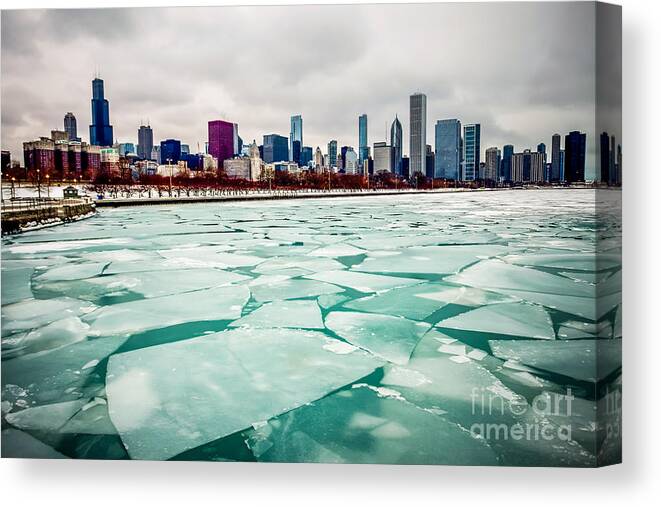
left=2, top=3, right=620, bottom=176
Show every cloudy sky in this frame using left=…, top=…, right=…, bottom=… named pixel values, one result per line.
left=2, top=3, right=621, bottom=175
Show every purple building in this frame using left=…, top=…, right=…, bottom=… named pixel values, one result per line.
left=208, top=120, right=237, bottom=169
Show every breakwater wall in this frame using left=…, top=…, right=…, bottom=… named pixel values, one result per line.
left=1, top=202, right=96, bottom=234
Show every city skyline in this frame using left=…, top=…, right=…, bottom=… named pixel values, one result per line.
left=1, top=3, right=621, bottom=178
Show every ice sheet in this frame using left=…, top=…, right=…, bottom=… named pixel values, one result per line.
left=230, top=300, right=324, bottom=329
left=244, top=384, right=498, bottom=465
left=106, top=328, right=384, bottom=460
left=353, top=245, right=507, bottom=275
left=305, top=270, right=420, bottom=293
left=324, top=311, right=430, bottom=364
left=436, top=302, right=555, bottom=340
left=488, top=339, right=622, bottom=382
left=85, top=285, right=250, bottom=336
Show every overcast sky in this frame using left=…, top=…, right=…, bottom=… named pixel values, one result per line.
left=2, top=3, right=621, bottom=175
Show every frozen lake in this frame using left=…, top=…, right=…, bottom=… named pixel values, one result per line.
left=1, top=189, right=621, bottom=465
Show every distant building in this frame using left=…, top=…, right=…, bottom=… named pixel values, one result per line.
left=537, top=143, right=546, bottom=154
left=300, top=146, right=313, bottom=167
left=118, top=143, right=136, bottom=157
left=390, top=116, right=403, bottom=176
left=501, top=144, right=514, bottom=182
left=327, top=140, right=338, bottom=168
left=138, top=125, right=153, bottom=160
left=373, top=142, right=393, bottom=173
left=99, top=147, right=120, bottom=178
left=263, top=134, right=289, bottom=163
left=290, top=115, right=303, bottom=164
left=462, top=124, right=481, bottom=181
left=616, top=144, right=622, bottom=184
left=434, top=119, right=461, bottom=180
left=274, top=161, right=299, bottom=173
left=64, top=112, right=78, bottom=141
left=358, top=114, right=368, bottom=164
left=511, top=149, right=545, bottom=183
left=551, top=133, right=562, bottom=181
left=401, top=156, right=409, bottom=178
left=340, top=146, right=350, bottom=171
left=425, top=145, right=434, bottom=179
left=600, top=132, right=609, bottom=183
left=1, top=150, right=10, bottom=174
left=564, top=130, right=586, bottom=182
left=89, top=78, right=113, bottom=147
left=160, top=139, right=182, bottom=164
left=151, top=145, right=161, bottom=164
left=314, top=146, right=324, bottom=170
left=344, top=147, right=358, bottom=174
left=23, top=134, right=99, bottom=181
left=409, top=93, right=427, bottom=176
left=485, top=147, right=501, bottom=182
left=223, top=157, right=251, bottom=180
left=208, top=120, right=238, bottom=168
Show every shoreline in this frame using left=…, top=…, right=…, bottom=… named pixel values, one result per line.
left=92, top=185, right=597, bottom=208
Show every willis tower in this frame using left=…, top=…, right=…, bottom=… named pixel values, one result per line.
left=89, top=77, right=113, bottom=147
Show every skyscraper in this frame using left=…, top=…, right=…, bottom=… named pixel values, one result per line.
left=609, top=135, right=616, bottom=184
left=462, top=124, right=481, bottom=181
left=551, top=134, right=561, bottom=181
left=390, top=115, right=403, bottom=176
left=409, top=93, right=427, bottom=176
left=263, top=134, right=289, bottom=163
left=64, top=112, right=78, bottom=141
left=359, top=114, right=368, bottom=164
left=290, top=115, right=303, bottom=164
left=160, top=139, right=181, bottom=164
left=344, top=148, right=358, bottom=174
left=300, top=146, right=313, bottom=167
left=537, top=143, right=546, bottom=155
left=89, top=78, right=113, bottom=147
left=208, top=120, right=237, bottom=167
left=425, top=145, right=434, bottom=179
left=485, top=147, right=501, bottom=182
left=340, top=146, right=350, bottom=171
left=328, top=140, right=338, bottom=168
left=314, top=147, right=324, bottom=170
left=434, top=119, right=461, bottom=180
left=373, top=142, right=393, bottom=173
left=564, top=130, right=586, bottom=182
left=137, top=124, right=153, bottom=160
left=501, top=144, right=514, bottom=181
left=600, top=131, right=610, bottom=183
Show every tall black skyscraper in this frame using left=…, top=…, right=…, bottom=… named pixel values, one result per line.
left=501, top=144, right=514, bottom=182
left=551, top=134, right=561, bottom=181
left=600, top=131, right=610, bottom=183
left=390, top=115, right=403, bottom=176
left=89, top=77, right=113, bottom=147
left=138, top=124, right=154, bottom=160
left=564, top=131, right=586, bottom=183
left=64, top=112, right=78, bottom=141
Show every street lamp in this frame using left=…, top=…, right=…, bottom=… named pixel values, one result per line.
left=46, top=174, right=50, bottom=198
left=36, top=169, right=41, bottom=199
left=11, top=177, right=16, bottom=199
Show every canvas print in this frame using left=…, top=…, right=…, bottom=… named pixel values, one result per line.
left=0, top=2, right=621, bottom=466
